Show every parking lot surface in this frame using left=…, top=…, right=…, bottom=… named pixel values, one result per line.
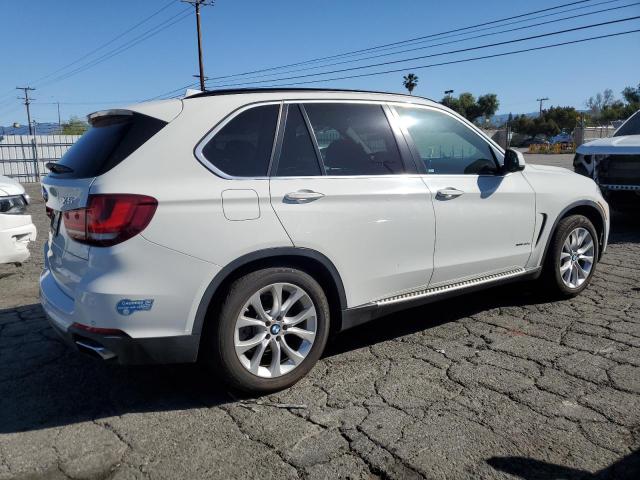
left=1, top=162, right=639, bottom=479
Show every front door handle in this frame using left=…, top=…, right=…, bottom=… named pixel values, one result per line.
left=283, top=190, right=325, bottom=204
left=436, top=188, right=464, bottom=200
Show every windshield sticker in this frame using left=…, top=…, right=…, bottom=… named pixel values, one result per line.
left=116, top=299, right=154, bottom=316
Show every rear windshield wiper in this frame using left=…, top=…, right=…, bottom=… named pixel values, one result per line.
left=46, top=162, right=74, bottom=174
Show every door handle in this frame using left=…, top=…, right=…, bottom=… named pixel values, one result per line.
left=283, top=190, right=325, bottom=204
left=436, top=188, right=464, bottom=200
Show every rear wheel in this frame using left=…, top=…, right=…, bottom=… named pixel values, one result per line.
left=206, top=267, right=330, bottom=393
left=542, top=214, right=599, bottom=297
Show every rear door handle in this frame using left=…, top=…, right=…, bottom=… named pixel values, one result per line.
left=283, top=190, right=325, bottom=204
left=436, top=188, right=464, bottom=200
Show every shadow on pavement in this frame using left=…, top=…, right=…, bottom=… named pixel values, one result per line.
left=487, top=448, right=640, bottom=479
left=0, top=211, right=638, bottom=435
left=609, top=210, right=640, bottom=245
left=0, top=307, right=235, bottom=434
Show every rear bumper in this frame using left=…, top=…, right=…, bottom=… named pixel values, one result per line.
left=0, top=214, right=36, bottom=264
left=46, top=317, right=200, bottom=365
left=40, top=265, right=201, bottom=365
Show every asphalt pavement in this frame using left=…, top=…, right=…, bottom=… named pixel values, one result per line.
left=0, top=156, right=638, bottom=479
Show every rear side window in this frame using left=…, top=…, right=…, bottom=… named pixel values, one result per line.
left=396, top=107, right=498, bottom=175
left=51, top=112, right=167, bottom=179
left=276, top=105, right=322, bottom=177
left=304, top=103, right=404, bottom=176
left=201, top=104, right=279, bottom=177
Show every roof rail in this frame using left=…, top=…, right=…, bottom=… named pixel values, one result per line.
left=185, top=87, right=435, bottom=102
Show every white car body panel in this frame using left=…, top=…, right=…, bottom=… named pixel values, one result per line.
left=522, top=163, right=609, bottom=267
left=0, top=175, right=36, bottom=264
left=270, top=175, right=435, bottom=306
left=577, top=134, right=640, bottom=155
left=422, top=172, right=536, bottom=286
left=37, top=90, right=609, bottom=366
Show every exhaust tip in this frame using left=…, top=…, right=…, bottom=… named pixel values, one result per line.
left=75, top=339, right=116, bottom=361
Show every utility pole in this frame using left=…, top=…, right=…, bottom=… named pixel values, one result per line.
left=182, top=0, right=214, bottom=92
left=56, top=101, right=61, bottom=128
left=536, top=97, right=549, bottom=117
left=444, top=89, right=454, bottom=99
left=16, top=86, right=35, bottom=135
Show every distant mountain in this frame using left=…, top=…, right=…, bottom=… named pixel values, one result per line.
left=0, top=122, right=61, bottom=135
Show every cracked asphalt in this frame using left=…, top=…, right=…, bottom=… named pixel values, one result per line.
left=1, top=162, right=639, bottom=479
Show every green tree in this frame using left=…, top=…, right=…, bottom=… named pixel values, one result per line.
left=622, top=83, right=640, bottom=104
left=544, top=106, right=579, bottom=132
left=477, top=93, right=500, bottom=122
left=402, top=73, right=419, bottom=95
left=440, top=91, right=500, bottom=122
left=585, top=83, right=639, bottom=123
left=61, top=116, right=89, bottom=135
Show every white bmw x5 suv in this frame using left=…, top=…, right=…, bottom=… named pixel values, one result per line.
left=40, top=89, right=609, bottom=393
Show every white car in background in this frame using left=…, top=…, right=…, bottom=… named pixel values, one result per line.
left=574, top=110, right=640, bottom=210
left=0, top=175, right=36, bottom=264
left=40, top=88, right=609, bottom=393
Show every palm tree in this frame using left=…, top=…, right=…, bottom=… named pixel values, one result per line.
left=403, top=73, right=419, bottom=95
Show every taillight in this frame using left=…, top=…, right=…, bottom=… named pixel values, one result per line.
left=63, top=194, right=157, bottom=247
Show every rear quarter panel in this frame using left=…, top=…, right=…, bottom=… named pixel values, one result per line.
left=89, top=96, right=293, bottom=267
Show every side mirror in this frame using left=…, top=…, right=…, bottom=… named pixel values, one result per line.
left=502, top=149, right=526, bottom=174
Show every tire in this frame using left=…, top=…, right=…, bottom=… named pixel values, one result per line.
left=541, top=214, right=599, bottom=297
left=206, top=267, right=330, bottom=394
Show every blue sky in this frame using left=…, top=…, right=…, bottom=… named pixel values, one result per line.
left=0, top=0, right=639, bottom=126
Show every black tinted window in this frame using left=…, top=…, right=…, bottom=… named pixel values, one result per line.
left=397, top=107, right=497, bottom=175
left=202, top=105, right=279, bottom=177
left=276, top=105, right=322, bottom=176
left=615, top=110, right=640, bottom=136
left=52, top=112, right=167, bottom=179
left=304, top=103, right=404, bottom=176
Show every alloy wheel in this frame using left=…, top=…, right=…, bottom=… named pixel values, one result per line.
left=233, top=282, right=317, bottom=378
left=559, top=227, right=595, bottom=289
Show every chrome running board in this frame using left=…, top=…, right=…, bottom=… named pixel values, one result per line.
left=375, top=267, right=527, bottom=306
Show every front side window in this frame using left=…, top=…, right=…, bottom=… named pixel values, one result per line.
left=201, top=104, right=279, bottom=177
left=615, top=110, right=640, bottom=136
left=396, top=107, right=498, bottom=175
left=304, top=103, right=404, bottom=176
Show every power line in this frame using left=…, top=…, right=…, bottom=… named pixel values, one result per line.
left=32, top=0, right=178, bottom=85
left=0, top=0, right=178, bottom=105
left=145, top=81, right=201, bottom=102
left=207, top=16, right=640, bottom=88
left=37, top=100, right=141, bottom=105
left=227, top=29, right=640, bottom=88
left=204, top=0, right=599, bottom=81
left=16, top=87, right=35, bottom=135
left=537, top=97, right=550, bottom=116
left=36, top=8, right=192, bottom=89
left=182, top=1, right=215, bottom=91
left=123, top=0, right=621, bottom=104
left=209, top=0, right=638, bottom=84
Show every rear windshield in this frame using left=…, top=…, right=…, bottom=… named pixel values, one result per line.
left=49, top=112, right=167, bottom=179
left=615, top=111, right=640, bottom=137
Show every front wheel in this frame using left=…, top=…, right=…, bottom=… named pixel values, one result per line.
left=206, top=267, right=330, bottom=394
left=542, top=214, right=599, bottom=297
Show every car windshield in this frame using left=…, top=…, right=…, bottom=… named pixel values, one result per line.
left=614, top=110, right=640, bottom=136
